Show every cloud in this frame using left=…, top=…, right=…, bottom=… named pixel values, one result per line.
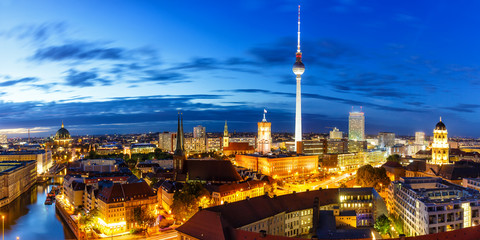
left=446, top=104, right=480, bottom=113
left=249, top=38, right=357, bottom=67
left=168, top=57, right=259, bottom=74
left=0, top=77, right=38, bottom=87
left=277, top=74, right=322, bottom=86
left=64, top=69, right=111, bottom=87
left=1, top=22, right=67, bottom=43
left=328, top=72, right=420, bottom=99
left=221, top=88, right=418, bottom=112
left=31, top=42, right=126, bottom=61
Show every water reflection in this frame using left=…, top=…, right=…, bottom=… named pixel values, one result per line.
left=0, top=183, right=75, bottom=240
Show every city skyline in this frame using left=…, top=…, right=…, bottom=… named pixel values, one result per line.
left=2, top=1, right=480, bottom=137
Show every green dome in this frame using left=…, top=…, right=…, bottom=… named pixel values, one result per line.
left=55, top=122, right=71, bottom=139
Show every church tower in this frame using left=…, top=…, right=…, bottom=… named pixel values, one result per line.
left=174, top=113, right=186, bottom=174
left=431, top=117, right=449, bottom=165
left=223, top=120, right=229, bottom=148
left=257, top=109, right=272, bottom=155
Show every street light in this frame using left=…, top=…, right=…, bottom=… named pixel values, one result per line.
left=2, top=215, right=4, bottom=240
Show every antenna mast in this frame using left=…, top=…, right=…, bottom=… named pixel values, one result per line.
left=297, top=5, right=301, bottom=53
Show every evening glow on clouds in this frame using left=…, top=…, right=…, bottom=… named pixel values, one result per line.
left=1, top=0, right=480, bottom=137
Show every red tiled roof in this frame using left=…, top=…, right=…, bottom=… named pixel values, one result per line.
left=223, top=142, right=254, bottom=151
left=206, top=188, right=340, bottom=228
left=186, top=159, right=242, bottom=182
left=206, top=180, right=267, bottom=195
left=176, top=210, right=234, bottom=240
left=97, top=181, right=154, bottom=203
left=383, top=161, right=403, bottom=168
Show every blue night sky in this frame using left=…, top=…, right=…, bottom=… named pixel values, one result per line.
left=1, top=0, right=480, bottom=137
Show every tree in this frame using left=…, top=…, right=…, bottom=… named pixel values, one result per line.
left=374, top=214, right=391, bottom=235
left=171, top=182, right=212, bottom=221
left=133, top=206, right=156, bottom=229
left=386, top=154, right=401, bottom=163
left=391, top=215, right=404, bottom=235
left=356, top=164, right=390, bottom=191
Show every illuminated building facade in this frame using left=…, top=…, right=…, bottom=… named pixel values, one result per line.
left=0, top=150, right=52, bottom=174
left=323, top=151, right=386, bottom=172
left=257, top=110, right=272, bottom=155
left=431, top=118, right=449, bottom=165
left=388, top=177, right=480, bottom=236
left=96, top=144, right=123, bottom=155
left=193, top=125, right=206, bottom=138
left=329, top=127, right=343, bottom=139
left=158, top=132, right=176, bottom=152
left=0, top=161, right=36, bottom=208
left=235, top=154, right=317, bottom=179
left=208, top=180, right=267, bottom=206
left=207, top=137, right=222, bottom=152
left=130, top=143, right=156, bottom=154
left=415, top=132, right=425, bottom=145
left=378, top=132, right=395, bottom=148
left=184, top=137, right=207, bottom=153
left=348, top=112, right=365, bottom=141
left=292, top=5, right=305, bottom=151
left=96, top=181, right=156, bottom=234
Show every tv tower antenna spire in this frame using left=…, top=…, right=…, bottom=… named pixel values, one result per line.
left=297, top=5, right=301, bottom=53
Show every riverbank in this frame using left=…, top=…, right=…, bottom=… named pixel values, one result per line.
left=0, top=183, right=76, bottom=240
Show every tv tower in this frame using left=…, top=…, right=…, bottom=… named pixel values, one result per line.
left=292, top=5, right=305, bottom=151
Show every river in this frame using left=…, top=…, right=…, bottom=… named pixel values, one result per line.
left=0, top=182, right=75, bottom=240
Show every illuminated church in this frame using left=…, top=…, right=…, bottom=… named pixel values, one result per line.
left=54, top=121, right=72, bottom=147
left=430, top=117, right=449, bottom=165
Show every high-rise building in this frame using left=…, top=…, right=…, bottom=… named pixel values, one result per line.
left=0, top=135, right=7, bottom=145
left=158, top=132, right=175, bottom=152
left=378, top=132, right=395, bottom=148
left=257, top=109, right=272, bottom=155
left=193, top=125, right=206, bottom=138
left=223, top=121, right=229, bottom=148
left=348, top=111, right=365, bottom=141
left=292, top=5, right=305, bottom=151
left=431, top=117, right=449, bottom=165
left=415, top=132, right=425, bottom=145
left=329, top=127, right=343, bottom=139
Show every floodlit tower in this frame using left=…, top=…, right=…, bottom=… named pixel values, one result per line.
left=431, top=117, right=449, bottom=165
left=223, top=120, right=229, bottom=148
left=292, top=5, right=305, bottom=151
left=257, top=109, right=272, bottom=155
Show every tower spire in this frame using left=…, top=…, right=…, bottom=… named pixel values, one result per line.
left=61, top=120, right=64, bottom=128
left=297, top=5, right=301, bottom=53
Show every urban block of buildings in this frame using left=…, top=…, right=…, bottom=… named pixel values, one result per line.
left=388, top=177, right=480, bottom=236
